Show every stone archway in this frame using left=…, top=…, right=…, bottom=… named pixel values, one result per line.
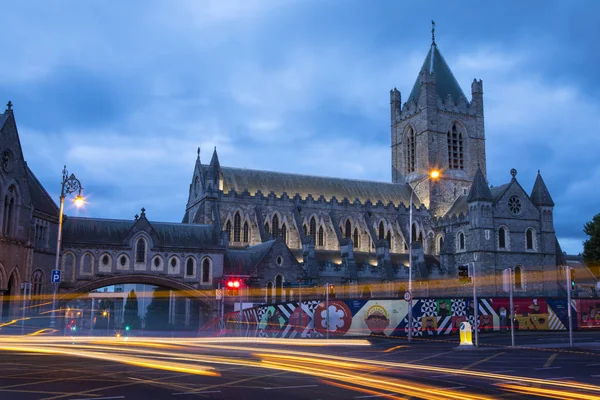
left=2, top=271, right=19, bottom=320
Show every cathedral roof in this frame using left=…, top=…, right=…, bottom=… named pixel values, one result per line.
left=467, top=166, right=493, bottom=202
left=26, top=165, right=59, bottom=217
left=62, top=216, right=218, bottom=248
left=225, top=240, right=277, bottom=275
left=216, top=166, right=420, bottom=207
left=530, top=171, right=555, bottom=207
left=444, top=183, right=510, bottom=218
left=407, top=43, right=467, bottom=105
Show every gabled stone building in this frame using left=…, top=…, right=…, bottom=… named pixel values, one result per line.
left=0, top=104, right=60, bottom=321
left=183, top=35, right=566, bottom=299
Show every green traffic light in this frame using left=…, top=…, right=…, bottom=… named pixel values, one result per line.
left=72, top=326, right=77, bottom=332
left=125, top=326, right=130, bottom=331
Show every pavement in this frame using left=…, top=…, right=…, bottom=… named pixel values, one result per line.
left=0, top=333, right=599, bottom=399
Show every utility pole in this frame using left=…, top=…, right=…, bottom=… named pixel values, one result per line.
left=509, top=267, right=515, bottom=347
left=472, top=262, right=479, bottom=347
left=566, top=266, right=573, bottom=347
left=325, top=282, right=329, bottom=340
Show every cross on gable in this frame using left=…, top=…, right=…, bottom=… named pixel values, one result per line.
left=6, top=101, right=12, bottom=110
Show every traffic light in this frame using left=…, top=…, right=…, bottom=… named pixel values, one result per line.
left=328, top=284, right=336, bottom=298
left=226, top=279, right=242, bottom=295
left=458, top=264, right=472, bottom=284
left=125, top=325, right=130, bottom=331
left=570, top=268, right=576, bottom=290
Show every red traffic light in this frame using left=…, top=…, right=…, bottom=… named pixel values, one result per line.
left=227, top=280, right=241, bottom=289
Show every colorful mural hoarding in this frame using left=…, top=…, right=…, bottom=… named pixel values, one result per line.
left=577, top=299, right=600, bottom=328
left=231, top=297, right=593, bottom=338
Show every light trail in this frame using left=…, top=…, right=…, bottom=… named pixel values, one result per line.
left=1, top=335, right=599, bottom=399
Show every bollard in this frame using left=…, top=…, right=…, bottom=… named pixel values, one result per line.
left=459, top=322, right=474, bottom=347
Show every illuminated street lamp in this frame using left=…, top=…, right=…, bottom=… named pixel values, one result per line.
left=407, top=169, right=440, bottom=342
left=50, top=165, right=85, bottom=328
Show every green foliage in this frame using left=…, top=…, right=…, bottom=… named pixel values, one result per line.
left=583, top=213, right=600, bottom=278
left=123, top=289, right=141, bottom=330
left=94, top=299, right=115, bottom=329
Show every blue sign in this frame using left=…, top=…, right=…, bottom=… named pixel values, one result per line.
left=51, top=269, right=61, bottom=284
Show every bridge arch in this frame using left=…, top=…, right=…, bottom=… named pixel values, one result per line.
left=57, top=274, right=211, bottom=308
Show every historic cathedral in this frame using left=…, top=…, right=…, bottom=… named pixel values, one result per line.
left=182, top=35, right=566, bottom=300
left=0, top=34, right=568, bottom=323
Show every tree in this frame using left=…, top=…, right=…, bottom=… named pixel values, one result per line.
left=123, top=290, right=141, bottom=330
left=145, top=288, right=169, bottom=330
left=94, top=299, right=115, bottom=330
left=583, top=213, right=600, bottom=278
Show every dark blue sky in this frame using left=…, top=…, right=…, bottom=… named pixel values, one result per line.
left=1, top=1, right=598, bottom=254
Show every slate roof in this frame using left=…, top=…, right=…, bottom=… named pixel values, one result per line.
left=216, top=165, right=419, bottom=207
left=26, top=165, right=59, bottom=217
left=62, top=217, right=218, bottom=248
left=407, top=44, right=467, bottom=105
left=224, top=240, right=276, bottom=275
left=444, top=183, right=510, bottom=218
left=467, top=167, right=493, bottom=202
left=0, top=112, right=8, bottom=129
left=530, top=172, right=555, bottom=207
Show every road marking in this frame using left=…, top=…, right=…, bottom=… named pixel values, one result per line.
left=546, top=377, right=574, bottom=380
left=534, top=366, right=561, bottom=370
left=172, top=391, right=221, bottom=396
left=494, top=370, right=514, bottom=373
left=591, top=375, right=600, bottom=378
left=406, top=351, right=451, bottom=364
left=383, top=345, right=406, bottom=353
left=264, top=385, right=319, bottom=390
left=461, top=352, right=505, bottom=370
left=354, top=395, right=391, bottom=399
left=70, top=397, right=125, bottom=400
left=587, top=363, right=600, bottom=366
left=445, top=386, right=467, bottom=390
left=429, top=374, right=455, bottom=379
left=543, top=353, right=558, bottom=368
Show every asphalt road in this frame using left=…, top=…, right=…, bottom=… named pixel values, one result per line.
left=0, top=335, right=599, bottom=399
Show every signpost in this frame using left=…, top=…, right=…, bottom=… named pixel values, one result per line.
left=471, top=262, right=479, bottom=348
left=503, top=267, right=515, bottom=347
left=403, top=291, right=412, bottom=302
left=51, top=270, right=61, bottom=284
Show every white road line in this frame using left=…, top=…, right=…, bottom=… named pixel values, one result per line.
left=493, top=370, right=515, bottom=373
left=445, top=386, right=467, bottom=390
left=70, top=397, right=125, bottom=400
left=264, top=385, right=319, bottom=390
left=534, top=366, right=561, bottom=370
left=172, top=391, right=222, bottom=396
left=429, top=374, right=455, bottom=378
left=547, top=377, right=575, bottom=380
left=591, top=375, right=600, bottom=378
left=587, top=363, right=600, bottom=366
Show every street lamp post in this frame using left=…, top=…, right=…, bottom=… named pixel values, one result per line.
left=407, top=170, right=440, bottom=342
left=50, top=166, right=84, bottom=328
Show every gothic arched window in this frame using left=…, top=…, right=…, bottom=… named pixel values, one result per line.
left=32, top=269, right=43, bottom=307
left=437, top=235, right=444, bottom=254
left=201, top=257, right=211, bottom=283
left=3, top=186, right=16, bottom=236
left=186, top=258, right=195, bottom=277
left=378, top=221, right=385, bottom=240
left=526, top=228, right=535, bottom=250
left=243, top=221, right=249, bottom=242
left=411, top=223, right=417, bottom=244
left=309, top=217, right=316, bottom=244
left=386, top=231, right=391, bottom=249
left=264, top=222, right=270, bottom=235
left=135, top=238, right=146, bottom=264
left=498, top=227, right=506, bottom=249
left=318, top=226, right=324, bottom=247
left=233, top=212, right=241, bottom=242
left=272, top=214, right=280, bottom=238
left=353, top=228, right=359, bottom=249
left=514, top=266, right=523, bottom=289
left=266, top=282, right=273, bottom=303
left=225, top=220, right=232, bottom=242
left=281, top=223, right=287, bottom=244
left=406, top=127, right=415, bottom=173
left=447, top=123, right=464, bottom=170
left=345, top=219, right=351, bottom=238
left=457, top=232, right=465, bottom=250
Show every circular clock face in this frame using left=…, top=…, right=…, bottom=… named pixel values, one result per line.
left=508, top=195, right=522, bottom=216
left=1, top=150, right=12, bottom=173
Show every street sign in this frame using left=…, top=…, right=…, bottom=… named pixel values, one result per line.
left=403, top=291, right=412, bottom=302
left=216, top=289, right=223, bottom=300
left=51, top=269, right=61, bottom=284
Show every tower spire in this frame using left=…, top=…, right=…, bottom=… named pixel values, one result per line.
left=431, top=20, right=436, bottom=45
